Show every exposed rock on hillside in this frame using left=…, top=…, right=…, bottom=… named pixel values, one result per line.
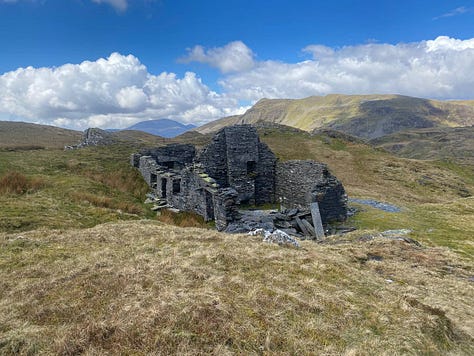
left=194, top=94, right=474, bottom=139
left=66, top=128, right=118, bottom=149
left=370, top=126, right=474, bottom=165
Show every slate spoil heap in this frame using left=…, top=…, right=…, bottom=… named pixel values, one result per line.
left=132, top=125, right=348, bottom=237
left=65, top=128, right=116, bottom=149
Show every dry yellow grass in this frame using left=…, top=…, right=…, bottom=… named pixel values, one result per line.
left=260, top=130, right=473, bottom=205
left=0, top=121, right=81, bottom=149
left=157, top=209, right=209, bottom=228
left=1, top=221, right=473, bottom=355
left=0, top=171, right=46, bottom=195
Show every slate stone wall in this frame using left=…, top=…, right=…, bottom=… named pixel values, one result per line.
left=133, top=125, right=347, bottom=231
left=138, top=156, right=160, bottom=188
left=213, top=188, right=240, bottom=231
left=276, top=160, right=347, bottom=224
left=255, top=142, right=277, bottom=204
left=167, top=168, right=213, bottom=221
left=130, top=153, right=141, bottom=168
left=198, top=125, right=276, bottom=204
left=198, top=130, right=228, bottom=186
left=141, top=144, right=196, bottom=170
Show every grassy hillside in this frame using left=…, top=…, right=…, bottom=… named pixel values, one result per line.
left=0, top=144, right=155, bottom=232
left=195, top=94, right=474, bottom=139
left=0, top=121, right=82, bottom=149
left=1, top=124, right=473, bottom=354
left=370, top=126, right=474, bottom=165
left=257, top=127, right=474, bottom=256
left=1, top=221, right=473, bottom=355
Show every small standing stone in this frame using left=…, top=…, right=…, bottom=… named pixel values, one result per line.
left=310, top=202, right=325, bottom=241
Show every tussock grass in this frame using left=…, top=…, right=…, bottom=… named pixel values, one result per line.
left=0, top=146, right=152, bottom=233
left=0, top=221, right=472, bottom=354
left=0, top=171, right=46, bottom=195
left=157, top=209, right=209, bottom=228
left=70, top=191, right=143, bottom=215
left=260, top=128, right=473, bottom=205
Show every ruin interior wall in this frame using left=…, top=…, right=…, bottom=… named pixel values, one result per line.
left=141, top=144, right=196, bottom=170
left=224, top=125, right=260, bottom=204
left=198, top=125, right=276, bottom=205
left=275, top=160, right=347, bottom=224
left=198, top=130, right=228, bottom=186
left=167, top=168, right=215, bottom=221
left=255, top=142, right=277, bottom=204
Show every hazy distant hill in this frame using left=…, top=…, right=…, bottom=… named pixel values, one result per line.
left=124, top=119, right=196, bottom=138
left=195, top=94, right=474, bottom=139
left=0, top=121, right=82, bottom=149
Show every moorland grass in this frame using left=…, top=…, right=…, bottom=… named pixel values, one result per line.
left=0, top=145, right=152, bottom=232
left=0, top=128, right=473, bottom=354
left=0, top=221, right=472, bottom=354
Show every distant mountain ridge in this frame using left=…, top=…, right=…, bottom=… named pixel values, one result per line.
left=194, top=94, right=474, bottom=139
left=123, top=119, right=196, bottom=138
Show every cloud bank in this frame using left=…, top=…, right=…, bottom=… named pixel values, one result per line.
left=0, top=53, right=243, bottom=129
left=1, top=36, right=474, bottom=130
left=220, top=36, right=474, bottom=101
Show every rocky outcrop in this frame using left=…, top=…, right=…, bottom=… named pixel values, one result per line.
left=65, top=128, right=117, bottom=149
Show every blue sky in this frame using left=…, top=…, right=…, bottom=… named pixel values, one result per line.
left=0, top=0, right=473, bottom=129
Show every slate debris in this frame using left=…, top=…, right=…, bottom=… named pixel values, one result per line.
left=249, top=228, right=301, bottom=248
left=225, top=207, right=351, bottom=239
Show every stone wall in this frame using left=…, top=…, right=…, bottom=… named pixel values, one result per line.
left=198, top=125, right=276, bottom=205
left=138, top=156, right=160, bottom=188
left=275, top=160, right=347, bottom=224
left=168, top=168, right=215, bottom=221
left=141, top=144, right=196, bottom=170
left=132, top=125, right=348, bottom=232
left=224, top=125, right=260, bottom=204
left=255, top=142, right=277, bottom=204
left=213, top=188, right=240, bottom=231
left=198, top=130, right=228, bottom=186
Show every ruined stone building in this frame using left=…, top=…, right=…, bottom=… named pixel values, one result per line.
left=131, top=125, right=347, bottom=232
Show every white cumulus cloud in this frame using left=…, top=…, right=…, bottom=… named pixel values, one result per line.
left=2, top=36, right=474, bottom=131
left=220, top=36, right=474, bottom=101
left=180, top=41, right=256, bottom=73
left=0, top=53, right=242, bottom=130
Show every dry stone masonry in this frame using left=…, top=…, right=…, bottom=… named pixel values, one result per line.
left=131, top=125, right=348, bottom=236
left=276, top=160, right=348, bottom=223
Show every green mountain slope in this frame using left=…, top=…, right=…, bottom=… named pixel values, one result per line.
left=371, top=126, right=474, bottom=165
left=0, top=121, right=82, bottom=149
left=195, top=94, right=474, bottom=139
